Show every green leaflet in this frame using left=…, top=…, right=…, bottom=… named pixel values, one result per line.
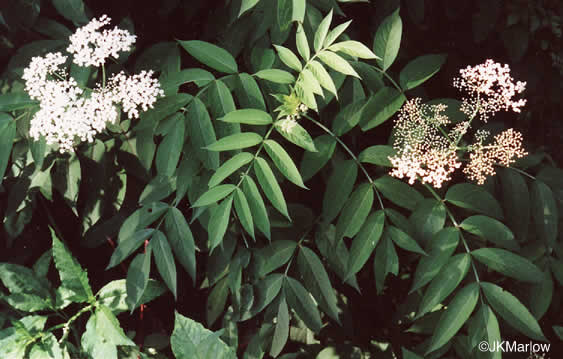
left=373, top=233, right=398, bottom=294
left=284, top=277, right=322, bottom=333
left=498, top=168, right=530, bottom=241
left=171, top=311, right=236, bottom=359
left=274, top=45, right=302, bottom=72
left=188, top=97, right=219, bottom=169
left=410, top=227, right=459, bottom=293
left=460, top=215, right=519, bottom=251
left=359, top=87, right=406, bottom=131
left=0, top=113, right=16, bottom=183
left=480, top=282, right=546, bottom=341
left=107, top=229, right=154, bottom=269
left=253, top=240, right=297, bottom=278
left=164, top=207, right=196, bottom=284
left=322, top=160, right=358, bottom=222
left=208, top=194, right=234, bottom=253
left=408, top=198, right=446, bottom=244
left=375, top=175, right=424, bottom=210
left=209, top=152, right=254, bottom=188
left=270, top=295, right=290, bottom=357
left=387, top=226, right=427, bottom=255
left=296, top=22, right=310, bottom=61
left=426, top=283, right=479, bottom=355
left=242, top=175, right=271, bottom=239
left=254, top=157, right=290, bottom=219
left=373, top=9, right=402, bottom=71
left=192, top=184, right=236, bottom=207
left=297, top=246, right=340, bottom=323
left=275, top=119, right=317, bottom=152
left=335, top=183, right=374, bottom=239
left=52, top=231, right=93, bottom=303
left=206, top=132, right=263, bottom=152
left=81, top=306, right=136, bottom=359
left=399, top=54, right=447, bottom=90
left=416, top=253, right=471, bottom=318
left=263, top=139, right=306, bottom=188
left=126, top=251, right=152, bottom=312
left=178, top=40, right=238, bottom=74
left=149, top=231, right=177, bottom=299
left=300, top=134, right=336, bottom=181
left=471, top=248, right=544, bottom=283
left=314, top=10, right=332, bottom=52
left=239, top=0, right=260, bottom=17
left=323, top=20, right=352, bottom=49
left=445, top=183, right=504, bottom=220
left=155, top=115, right=185, bottom=177
left=307, top=60, right=338, bottom=98
left=233, top=188, right=255, bottom=239
left=359, top=145, right=396, bottom=167
left=96, top=279, right=166, bottom=314
left=530, top=180, right=558, bottom=247
left=329, top=40, right=379, bottom=59
left=254, top=69, right=295, bottom=84
left=346, top=210, right=385, bottom=280
left=219, top=108, right=272, bottom=125
left=317, top=50, right=360, bottom=78
left=207, top=277, right=229, bottom=327
left=236, top=73, right=267, bottom=111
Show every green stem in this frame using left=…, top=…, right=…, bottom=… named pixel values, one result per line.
left=102, top=64, right=106, bottom=88
left=422, top=183, right=481, bottom=284
left=304, top=114, right=385, bottom=210
left=372, top=66, right=403, bottom=94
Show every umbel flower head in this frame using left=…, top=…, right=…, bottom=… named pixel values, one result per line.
left=22, top=15, right=163, bottom=153
left=388, top=59, right=528, bottom=188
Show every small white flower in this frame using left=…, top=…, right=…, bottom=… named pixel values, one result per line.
left=278, top=117, right=298, bottom=133
left=67, top=15, right=136, bottom=67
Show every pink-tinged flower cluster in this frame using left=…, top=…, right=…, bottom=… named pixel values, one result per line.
left=67, top=15, right=136, bottom=67
left=454, top=59, right=526, bottom=122
left=463, top=128, right=528, bottom=184
left=388, top=98, right=462, bottom=188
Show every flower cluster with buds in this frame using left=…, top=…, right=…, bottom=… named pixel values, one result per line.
left=22, top=16, right=163, bottom=153
left=454, top=59, right=527, bottom=122
left=276, top=103, right=308, bottom=134
left=388, top=60, right=528, bottom=187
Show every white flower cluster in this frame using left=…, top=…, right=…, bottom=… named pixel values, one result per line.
left=108, top=71, right=164, bottom=119
left=67, top=15, right=136, bottom=67
left=22, top=16, right=163, bottom=153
